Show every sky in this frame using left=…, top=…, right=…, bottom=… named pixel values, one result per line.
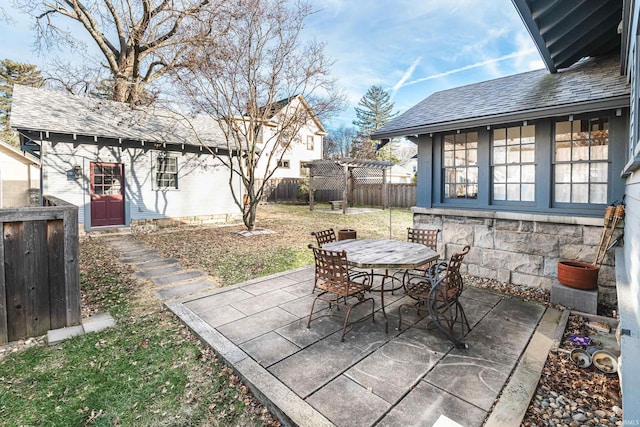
left=0, top=0, right=545, bottom=130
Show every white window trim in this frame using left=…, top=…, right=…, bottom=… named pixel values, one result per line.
left=278, top=159, right=291, bottom=169
left=153, top=153, right=179, bottom=190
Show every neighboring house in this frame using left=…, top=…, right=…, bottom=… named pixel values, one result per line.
left=373, top=0, right=640, bottom=419
left=254, top=95, right=326, bottom=180
left=9, top=85, right=243, bottom=231
left=401, top=155, right=418, bottom=179
left=388, top=164, right=413, bottom=184
left=0, top=140, right=40, bottom=207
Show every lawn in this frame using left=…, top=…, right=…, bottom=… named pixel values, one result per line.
left=135, top=204, right=414, bottom=286
left=0, top=204, right=412, bottom=426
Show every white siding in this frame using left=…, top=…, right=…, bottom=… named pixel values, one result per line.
left=0, top=150, right=39, bottom=207
left=254, top=98, right=324, bottom=179
left=620, top=10, right=640, bottom=421
left=257, top=122, right=323, bottom=179
left=624, top=171, right=640, bottom=317
left=42, top=141, right=241, bottom=226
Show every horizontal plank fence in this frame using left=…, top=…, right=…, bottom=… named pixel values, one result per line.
left=262, top=178, right=416, bottom=208
left=0, top=195, right=80, bottom=344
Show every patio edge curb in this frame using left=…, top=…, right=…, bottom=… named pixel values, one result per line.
left=484, top=307, right=563, bottom=426
left=165, top=300, right=334, bottom=427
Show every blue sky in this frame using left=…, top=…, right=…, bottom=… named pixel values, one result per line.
left=0, top=0, right=544, bottom=130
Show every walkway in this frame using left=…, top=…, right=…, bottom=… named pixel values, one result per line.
left=109, top=237, right=561, bottom=427
left=108, top=237, right=221, bottom=300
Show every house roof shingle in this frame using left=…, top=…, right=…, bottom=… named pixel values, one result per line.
left=372, top=56, right=630, bottom=139
left=10, top=85, right=228, bottom=149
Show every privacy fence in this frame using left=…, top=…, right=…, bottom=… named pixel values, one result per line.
left=261, top=178, right=417, bottom=208
left=0, top=195, right=80, bottom=344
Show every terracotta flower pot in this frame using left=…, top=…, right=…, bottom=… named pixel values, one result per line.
left=338, top=229, right=356, bottom=241
left=557, top=261, right=599, bottom=290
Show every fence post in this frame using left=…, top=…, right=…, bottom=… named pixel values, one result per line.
left=63, top=207, right=81, bottom=326
left=0, top=223, right=6, bottom=345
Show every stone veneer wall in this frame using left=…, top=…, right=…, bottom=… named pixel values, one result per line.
left=130, top=213, right=243, bottom=232
left=413, top=208, right=619, bottom=305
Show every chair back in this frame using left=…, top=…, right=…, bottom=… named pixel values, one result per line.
left=440, top=246, right=470, bottom=302
left=407, top=227, right=439, bottom=250
left=311, top=246, right=351, bottom=290
left=312, top=228, right=337, bottom=247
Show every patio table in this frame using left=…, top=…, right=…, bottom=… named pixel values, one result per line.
left=322, top=238, right=439, bottom=333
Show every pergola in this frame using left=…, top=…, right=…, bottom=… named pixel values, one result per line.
left=302, top=158, right=394, bottom=214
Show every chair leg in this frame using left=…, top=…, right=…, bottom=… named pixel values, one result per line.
left=430, top=300, right=467, bottom=349
left=340, top=306, right=353, bottom=341
left=397, top=303, right=406, bottom=331
left=307, top=295, right=320, bottom=329
left=339, top=297, right=375, bottom=341
left=456, top=301, right=471, bottom=337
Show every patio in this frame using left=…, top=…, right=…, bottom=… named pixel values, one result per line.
left=166, top=266, right=561, bottom=427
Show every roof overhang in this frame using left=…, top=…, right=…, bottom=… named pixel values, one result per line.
left=512, top=0, right=623, bottom=73
left=0, top=140, right=40, bottom=166
left=15, top=128, right=235, bottom=157
left=372, top=95, right=630, bottom=139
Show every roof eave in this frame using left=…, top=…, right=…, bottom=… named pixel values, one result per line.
left=13, top=127, right=231, bottom=153
left=511, top=0, right=557, bottom=73
left=620, top=0, right=632, bottom=72
left=0, top=140, right=41, bottom=166
left=371, top=95, right=630, bottom=139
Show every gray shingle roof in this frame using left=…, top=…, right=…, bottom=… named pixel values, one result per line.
left=372, top=56, right=630, bottom=139
left=10, top=85, right=228, bottom=149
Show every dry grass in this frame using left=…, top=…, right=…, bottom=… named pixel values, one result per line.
left=134, top=204, right=414, bottom=286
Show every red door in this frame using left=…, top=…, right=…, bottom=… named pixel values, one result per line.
left=90, top=162, right=125, bottom=227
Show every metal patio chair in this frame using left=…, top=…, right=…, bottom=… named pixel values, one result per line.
left=311, top=228, right=337, bottom=247
left=311, top=228, right=368, bottom=287
left=397, top=245, right=471, bottom=348
left=307, top=245, right=374, bottom=341
left=393, top=227, right=440, bottom=290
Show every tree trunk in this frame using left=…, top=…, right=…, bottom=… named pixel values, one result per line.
left=243, top=202, right=257, bottom=231
left=113, top=77, right=129, bottom=103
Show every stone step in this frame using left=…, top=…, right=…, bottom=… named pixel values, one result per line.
left=151, top=270, right=206, bottom=287
left=135, top=258, right=180, bottom=270
left=155, top=279, right=219, bottom=300
left=133, top=264, right=184, bottom=279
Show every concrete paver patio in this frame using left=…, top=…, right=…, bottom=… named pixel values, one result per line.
left=162, top=266, right=560, bottom=427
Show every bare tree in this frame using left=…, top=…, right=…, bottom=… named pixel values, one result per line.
left=175, top=0, right=344, bottom=230
left=16, top=0, right=231, bottom=104
left=0, top=7, right=10, bottom=22
left=326, top=124, right=357, bottom=159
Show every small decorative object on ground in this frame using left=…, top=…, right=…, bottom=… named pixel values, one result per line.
left=570, top=348, right=591, bottom=368
left=591, top=350, right=618, bottom=374
left=568, top=334, right=591, bottom=346
left=587, top=321, right=611, bottom=333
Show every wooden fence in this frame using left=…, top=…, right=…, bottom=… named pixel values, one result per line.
left=0, top=195, right=80, bottom=344
left=261, top=178, right=416, bottom=208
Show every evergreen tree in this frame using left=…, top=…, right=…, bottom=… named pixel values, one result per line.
left=0, top=59, right=44, bottom=146
left=352, top=85, right=397, bottom=159
left=353, top=85, right=397, bottom=135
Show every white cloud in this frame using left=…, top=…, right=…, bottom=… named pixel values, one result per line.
left=399, top=48, right=537, bottom=88
left=391, top=57, right=421, bottom=97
